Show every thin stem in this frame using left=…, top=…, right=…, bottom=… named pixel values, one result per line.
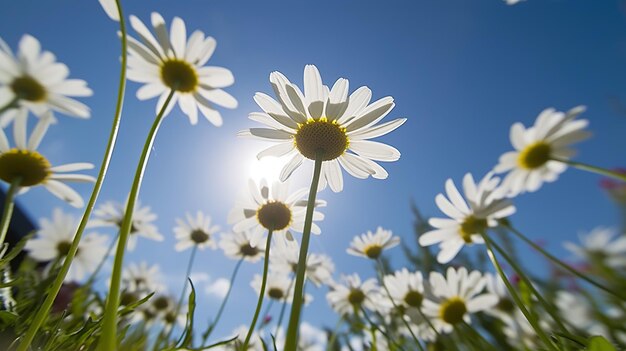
left=257, top=299, right=274, bottom=330
left=0, top=177, right=21, bottom=252
left=553, top=157, right=626, bottom=182
left=274, top=278, right=295, bottom=337
left=284, top=150, right=324, bottom=349
left=243, top=230, right=273, bottom=350
left=360, top=307, right=405, bottom=351
left=97, top=89, right=174, bottom=351
left=504, top=223, right=626, bottom=299
left=202, top=258, right=244, bottom=345
left=325, top=316, right=344, bottom=351
left=479, top=232, right=559, bottom=351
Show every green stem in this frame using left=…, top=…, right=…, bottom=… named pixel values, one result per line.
left=553, top=157, right=626, bottom=182
left=504, top=224, right=625, bottom=299
left=325, top=316, right=344, bottom=351
left=360, top=307, right=405, bottom=351
left=0, top=177, right=21, bottom=253
left=17, top=3, right=129, bottom=350
left=274, top=278, right=295, bottom=337
left=479, top=232, right=559, bottom=351
left=243, top=230, right=273, bottom=350
left=284, top=150, right=324, bottom=349
left=97, top=89, right=174, bottom=351
left=257, top=299, right=274, bottom=330
left=202, top=258, right=244, bottom=345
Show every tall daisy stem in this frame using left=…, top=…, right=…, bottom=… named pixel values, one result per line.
left=243, top=230, right=273, bottom=349
left=97, top=89, right=175, bottom=351
left=553, top=157, right=626, bottom=182
left=0, top=177, right=22, bottom=253
left=17, top=3, right=129, bottom=350
left=285, top=150, right=324, bottom=349
left=274, top=279, right=295, bottom=337
left=201, top=258, right=244, bottom=345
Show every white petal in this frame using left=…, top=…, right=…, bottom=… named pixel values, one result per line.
left=13, top=108, right=28, bottom=149
left=257, top=142, right=295, bottom=159
left=324, top=159, right=343, bottom=192
left=198, top=66, right=235, bottom=88
left=27, top=112, right=53, bottom=150
left=348, top=118, right=406, bottom=140
left=248, top=128, right=293, bottom=140
left=98, top=0, right=119, bottom=21
left=279, top=153, right=304, bottom=181
left=349, top=140, right=400, bottom=162
left=325, top=78, right=349, bottom=121
left=44, top=180, right=84, bottom=207
left=50, top=163, right=94, bottom=172
left=170, top=17, right=187, bottom=58
left=337, top=86, right=372, bottom=125
left=198, top=88, right=238, bottom=109
left=345, top=97, right=394, bottom=132
left=136, top=83, right=166, bottom=100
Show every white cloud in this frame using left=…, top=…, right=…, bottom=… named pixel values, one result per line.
left=205, top=278, right=230, bottom=299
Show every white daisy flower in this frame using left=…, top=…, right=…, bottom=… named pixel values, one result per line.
left=564, top=227, right=626, bottom=269
left=422, top=267, right=498, bottom=334
left=24, top=208, right=108, bottom=282
left=418, top=172, right=516, bottom=263
left=0, top=34, right=92, bottom=122
left=98, top=0, right=119, bottom=21
left=89, top=200, right=163, bottom=251
left=173, top=211, right=220, bottom=251
left=383, top=268, right=425, bottom=310
left=250, top=270, right=300, bottom=304
left=228, top=179, right=325, bottom=247
left=484, top=273, right=517, bottom=324
left=120, top=261, right=165, bottom=297
left=326, top=273, right=388, bottom=317
left=0, top=110, right=95, bottom=207
left=125, top=12, right=237, bottom=126
left=239, top=64, right=405, bottom=192
left=149, top=294, right=186, bottom=330
left=347, top=226, right=400, bottom=260
left=219, top=230, right=266, bottom=263
left=494, top=106, right=590, bottom=196
left=270, top=234, right=334, bottom=287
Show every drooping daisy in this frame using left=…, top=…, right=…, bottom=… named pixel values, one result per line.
left=125, top=12, right=237, bottom=126
left=422, top=267, right=498, bottom=334
left=0, top=35, right=92, bottom=121
left=239, top=64, right=405, bottom=192
left=24, top=208, right=108, bottom=282
left=270, top=234, right=334, bottom=287
left=383, top=268, right=425, bottom=311
left=563, top=227, right=626, bottom=269
left=173, top=211, right=220, bottom=251
left=98, top=0, right=119, bottom=21
left=418, top=172, right=516, bottom=263
left=228, top=179, right=325, bottom=246
left=0, top=110, right=95, bottom=207
left=89, top=200, right=163, bottom=250
left=326, top=274, right=388, bottom=317
left=347, top=226, right=400, bottom=260
left=494, top=106, right=590, bottom=196
left=219, top=230, right=266, bottom=263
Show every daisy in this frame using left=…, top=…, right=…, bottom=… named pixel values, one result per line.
left=270, top=234, right=334, bottom=287
left=418, top=172, right=516, bottom=263
left=347, top=226, right=400, bottom=260
left=228, top=179, right=325, bottom=247
left=173, top=211, right=220, bottom=251
left=0, top=34, right=92, bottom=122
left=494, top=106, right=590, bottom=196
left=383, top=268, right=425, bottom=310
left=239, top=64, right=405, bottom=192
left=326, top=273, right=388, bottom=317
left=219, top=230, right=266, bottom=263
left=0, top=110, right=95, bottom=207
left=98, top=0, right=119, bottom=21
left=125, top=12, right=236, bottom=126
left=556, top=291, right=610, bottom=339
left=150, top=294, right=186, bottom=330
left=484, top=273, right=517, bottom=324
left=24, top=208, right=108, bottom=282
left=251, top=271, right=296, bottom=303
left=422, top=267, right=498, bottom=334
left=89, top=200, right=163, bottom=250
left=563, top=227, right=626, bottom=269
left=120, top=261, right=165, bottom=297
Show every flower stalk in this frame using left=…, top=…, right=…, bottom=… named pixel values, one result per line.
left=552, top=157, right=626, bottom=182
left=243, top=230, right=273, bottom=349
left=0, top=177, right=21, bottom=253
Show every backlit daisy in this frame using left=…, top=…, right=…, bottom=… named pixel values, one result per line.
left=0, top=35, right=92, bottom=121
left=239, top=64, right=405, bottom=192
left=494, top=106, right=590, bottom=196
left=219, top=230, right=266, bottom=263
left=422, top=267, right=498, bottom=334
left=383, top=268, right=425, bottom=310
left=173, top=211, right=220, bottom=251
left=251, top=271, right=300, bottom=304
left=228, top=179, right=325, bottom=247
left=24, top=208, right=108, bottom=282
left=126, top=12, right=237, bottom=126
left=270, top=234, right=334, bottom=287
left=347, top=226, right=400, bottom=260
left=326, top=273, right=388, bottom=317
left=0, top=110, right=95, bottom=207
left=563, top=227, right=626, bottom=269
left=418, top=172, right=516, bottom=263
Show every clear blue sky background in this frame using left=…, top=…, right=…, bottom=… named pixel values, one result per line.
left=2, top=0, right=626, bottom=341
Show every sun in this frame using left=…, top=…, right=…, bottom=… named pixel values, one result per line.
left=249, top=156, right=284, bottom=182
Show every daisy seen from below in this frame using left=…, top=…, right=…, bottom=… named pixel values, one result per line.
left=173, top=211, right=220, bottom=251
left=24, top=208, right=108, bottom=282
left=347, top=226, right=400, bottom=260
left=422, top=267, right=498, bottom=334
left=383, top=268, right=425, bottom=311
left=120, top=261, right=165, bottom=299
left=418, top=172, right=516, bottom=263
left=326, top=273, right=388, bottom=317
left=251, top=271, right=295, bottom=303
left=0, top=35, right=92, bottom=123
left=0, top=110, right=95, bottom=207
left=563, top=227, right=626, bottom=269
left=125, top=12, right=237, bottom=126
left=240, top=64, right=405, bottom=192
left=494, top=105, right=590, bottom=196
left=219, top=230, right=266, bottom=263
left=89, top=200, right=163, bottom=250
left=270, top=234, right=334, bottom=287
left=228, top=179, right=325, bottom=246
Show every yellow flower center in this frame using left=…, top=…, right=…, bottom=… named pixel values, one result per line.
left=294, top=118, right=349, bottom=161
left=439, top=297, right=467, bottom=325
left=518, top=142, right=551, bottom=169
left=190, top=229, right=209, bottom=244
left=459, top=216, right=487, bottom=243
left=0, top=149, right=51, bottom=186
left=256, top=201, right=292, bottom=231
left=239, top=243, right=260, bottom=257
left=11, top=76, right=47, bottom=102
left=364, top=245, right=383, bottom=259
left=268, top=288, right=285, bottom=300
left=403, top=290, right=424, bottom=308
left=160, top=59, right=198, bottom=93
left=348, top=288, right=365, bottom=306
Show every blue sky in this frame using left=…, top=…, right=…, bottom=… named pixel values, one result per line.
left=2, top=0, right=626, bottom=342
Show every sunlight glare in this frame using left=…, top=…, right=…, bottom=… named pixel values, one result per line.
left=249, top=156, right=284, bottom=183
